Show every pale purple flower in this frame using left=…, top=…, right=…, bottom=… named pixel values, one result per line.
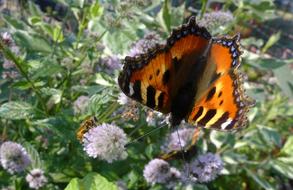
left=25, top=168, right=48, bottom=189
left=0, top=141, right=31, bottom=174
left=184, top=153, right=223, bottom=183
left=82, top=123, right=128, bottom=163
left=117, top=92, right=129, bottom=105
left=198, top=11, right=233, bottom=33
left=73, top=95, right=90, bottom=115
left=101, top=55, right=122, bottom=70
left=1, top=32, right=13, bottom=45
left=161, top=128, right=195, bottom=153
left=143, top=159, right=181, bottom=186
left=129, top=32, right=162, bottom=57
left=143, top=159, right=171, bottom=185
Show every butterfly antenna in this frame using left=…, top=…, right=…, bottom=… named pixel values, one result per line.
left=126, top=124, right=167, bottom=147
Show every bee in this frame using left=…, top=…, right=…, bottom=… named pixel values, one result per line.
left=76, top=116, right=98, bottom=142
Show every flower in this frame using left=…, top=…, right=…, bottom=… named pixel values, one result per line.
left=117, top=93, right=129, bottom=105
left=101, top=55, right=122, bottom=70
left=0, top=141, right=31, bottom=174
left=25, top=168, right=48, bottom=189
left=143, top=159, right=171, bottom=185
left=184, top=153, right=223, bottom=183
left=128, top=32, right=162, bottom=57
left=1, top=32, right=13, bottom=45
left=143, top=159, right=181, bottom=186
left=146, top=110, right=163, bottom=126
left=161, top=128, right=195, bottom=153
left=73, top=95, right=90, bottom=115
left=82, top=123, right=128, bottom=163
left=198, top=11, right=233, bottom=34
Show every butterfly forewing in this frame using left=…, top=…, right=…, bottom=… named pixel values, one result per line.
left=118, top=17, right=212, bottom=114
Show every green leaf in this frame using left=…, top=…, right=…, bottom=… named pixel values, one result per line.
left=271, top=158, right=293, bottom=179
left=280, top=136, right=293, bottom=156
left=257, top=125, right=282, bottom=148
left=23, top=142, right=42, bottom=169
left=158, top=0, right=171, bottom=33
left=262, top=31, right=281, bottom=53
left=3, top=15, right=26, bottom=30
left=94, top=73, right=114, bottom=86
left=13, top=31, right=52, bottom=54
left=0, top=101, right=36, bottom=120
left=90, top=2, right=103, bottom=18
left=273, top=64, right=293, bottom=99
left=245, top=168, right=274, bottom=190
left=29, top=59, right=64, bottom=79
left=65, top=173, right=117, bottom=190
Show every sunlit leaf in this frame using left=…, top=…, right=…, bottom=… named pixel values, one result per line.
left=65, top=173, right=117, bottom=190
left=0, top=101, right=36, bottom=120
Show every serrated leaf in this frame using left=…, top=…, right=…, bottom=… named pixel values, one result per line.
left=23, top=142, right=42, bottom=169
left=0, top=101, right=36, bottom=120
left=65, top=173, right=117, bottom=190
left=13, top=31, right=52, bottom=54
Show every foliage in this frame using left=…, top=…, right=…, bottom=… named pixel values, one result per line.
left=0, top=0, right=292, bottom=189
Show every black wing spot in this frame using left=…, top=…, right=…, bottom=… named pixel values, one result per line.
left=219, top=100, right=224, bottom=106
left=162, top=70, right=170, bottom=85
left=149, top=75, right=153, bottom=80
left=132, top=80, right=142, bottom=101
left=156, top=69, right=160, bottom=76
left=211, top=112, right=229, bottom=128
left=193, top=106, right=203, bottom=121
left=206, top=87, right=216, bottom=102
left=146, top=85, right=156, bottom=108
left=158, top=92, right=165, bottom=108
left=218, top=91, right=222, bottom=97
left=198, top=109, right=217, bottom=126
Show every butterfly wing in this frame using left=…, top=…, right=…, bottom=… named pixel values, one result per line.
left=118, top=17, right=211, bottom=114
left=186, top=34, right=254, bottom=130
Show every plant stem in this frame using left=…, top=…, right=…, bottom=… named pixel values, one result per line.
left=0, top=40, right=48, bottom=115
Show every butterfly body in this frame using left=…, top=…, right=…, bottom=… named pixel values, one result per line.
left=119, top=16, right=254, bottom=130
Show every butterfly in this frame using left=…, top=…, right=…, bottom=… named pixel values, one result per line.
left=118, top=16, right=254, bottom=132
left=76, top=116, right=98, bottom=142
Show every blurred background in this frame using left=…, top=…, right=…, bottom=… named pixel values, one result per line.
left=0, top=0, right=292, bottom=190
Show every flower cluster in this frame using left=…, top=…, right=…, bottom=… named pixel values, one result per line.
left=73, top=95, right=90, bottom=115
left=184, top=153, right=224, bottom=183
left=25, top=168, right=48, bottom=189
left=143, top=153, right=223, bottom=187
left=143, top=159, right=181, bottom=188
left=198, top=11, right=233, bottom=34
left=82, top=123, right=128, bottom=163
left=161, top=128, right=195, bottom=153
left=128, top=32, right=162, bottom=57
left=1, top=32, right=20, bottom=80
left=0, top=141, right=31, bottom=174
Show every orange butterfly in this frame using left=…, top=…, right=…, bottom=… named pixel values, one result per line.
left=118, top=16, right=254, bottom=131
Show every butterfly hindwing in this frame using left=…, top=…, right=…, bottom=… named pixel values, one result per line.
left=187, top=70, right=254, bottom=130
